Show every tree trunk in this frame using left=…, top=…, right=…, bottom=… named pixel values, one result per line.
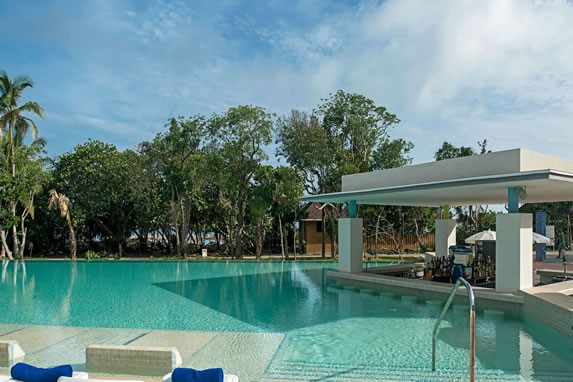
left=174, top=204, right=182, bottom=255
left=255, top=218, right=263, bottom=259
left=413, top=218, right=427, bottom=253
left=17, top=219, right=26, bottom=259
left=11, top=202, right=19, bottom=257
left=283, top=221, right=289, bottom=260
left=183, top=195, right=192, bottom=254
left=0, top=227, right=14, bottom=260
left=179, top=194, right=192, bottom=256
left=67, top=217, right=77, bottom=261
left=8, top=122, right=19, bottom=258
left=234, top=198, right=244, bottom=259
left=279, top=215, right=285, bottom=260
left=293, top=219, right=297, bottom=259
left=9, top=122, right=16, bottom=179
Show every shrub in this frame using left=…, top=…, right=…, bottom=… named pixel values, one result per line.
left=85, top=250, right=100, bottom=261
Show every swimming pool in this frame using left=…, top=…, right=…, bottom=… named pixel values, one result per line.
left=1, top=260, right=573, bottom=381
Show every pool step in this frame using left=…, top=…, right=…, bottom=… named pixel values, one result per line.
left=262, top=360, right=572, bottom=381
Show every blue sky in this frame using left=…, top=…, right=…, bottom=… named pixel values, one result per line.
left=2, top=0, right=573, bottom=164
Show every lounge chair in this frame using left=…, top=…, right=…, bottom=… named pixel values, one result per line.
left=163, top=371, right=239, bottom=382
left=0, top=372, right=88, bottom=382
left=59, top=377, right=142, bottom=382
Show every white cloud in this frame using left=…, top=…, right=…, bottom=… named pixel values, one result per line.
left=5, top=0, right=573, bottom=163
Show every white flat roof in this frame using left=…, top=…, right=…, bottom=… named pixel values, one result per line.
left=301, top=148, right=573, bottom=206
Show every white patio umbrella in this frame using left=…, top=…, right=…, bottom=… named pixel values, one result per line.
left=465, top=230, right=496, bottom=244
left=465, top=230, right=551, bottom=244
left=532, top=232, right=551, bottom=244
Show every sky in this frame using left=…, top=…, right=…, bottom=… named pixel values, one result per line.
left=1, top=0, right=573, bottom=165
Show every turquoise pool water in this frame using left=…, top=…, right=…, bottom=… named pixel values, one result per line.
left=1, top=260, right=573, bottom=381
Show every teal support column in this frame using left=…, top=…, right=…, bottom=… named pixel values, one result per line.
left=508, top=187, right=519, bottom=213
left=348, top=200, right=357, bottom=218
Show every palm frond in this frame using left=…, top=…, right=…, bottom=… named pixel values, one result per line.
left=23, top=117, right=39, bottom=140
left=18, top=101, right=45, bottom=119
left=13, top=75, right=34, bottom=89
left=48, top=189, right=71, bottom=219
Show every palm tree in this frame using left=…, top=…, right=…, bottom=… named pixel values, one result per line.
left=0, top=71, right=45, bottom=256
left=48, top=189, right=77, bottom=261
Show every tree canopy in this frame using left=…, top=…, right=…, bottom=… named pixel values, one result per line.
left=9, top=69, right=562, bottom=260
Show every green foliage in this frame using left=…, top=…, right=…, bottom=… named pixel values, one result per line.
left=433, top=140, right=493, bottom=242
left=277, top=90, right=409, bottom=196
left=53, top=140, right=146, bottom=251
left=371, top=138, right=414, bottom=170
left=275, top=91, right=412, bottom=256
left=5, top=78, right=511, bottom=259
left=139, top=116, right=209, bottom=255
left=316, top=90, right=401, bottom=175
left=85, top=250, right=100, bottom=260
left=521, top=202, right=573, bottom=242
left=434, top=142, right=476, bottom=161
left=276, top=110, right=333, bottom=195
left=209, top=105, right=273, bottom=258
left=0, top=71, right=46, bottom=259
left=434, top=140, right=491, bottom=162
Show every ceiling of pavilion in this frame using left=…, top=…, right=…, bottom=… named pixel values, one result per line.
left=300, top=170, right=573, bottom=207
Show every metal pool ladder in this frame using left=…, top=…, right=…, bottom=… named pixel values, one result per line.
left=431, top=277, right=475, bottom=382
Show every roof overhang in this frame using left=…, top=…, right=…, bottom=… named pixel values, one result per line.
left=300, top=149, right=573, bottom=207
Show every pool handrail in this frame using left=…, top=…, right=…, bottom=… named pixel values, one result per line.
left=431, top=277, right=475, bottom=382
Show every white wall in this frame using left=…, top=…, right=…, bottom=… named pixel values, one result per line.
left=496, top=213, right=533, bottom=293
left=435, top=219, right=457, bottom=258
left=338, top=218, right=363, bottom=273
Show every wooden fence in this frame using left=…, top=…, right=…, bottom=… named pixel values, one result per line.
left=305, top=232, right=435, bottom=255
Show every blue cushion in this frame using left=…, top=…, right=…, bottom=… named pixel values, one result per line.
left=172, top=367, right=223, bottom=382
left=10, top=363, right=73, bottom=382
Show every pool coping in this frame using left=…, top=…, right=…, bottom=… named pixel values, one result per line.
left=520, top=280, right=573, bottom=338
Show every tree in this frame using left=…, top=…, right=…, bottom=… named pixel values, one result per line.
left=139, top=116, right=208, bottom=255
left=210, top=105, right=273, bottom=258
left=0, top=136, right=47, bottom=259
left=54, top=140, right=142, bottom=253
left=521, top=202, right=573, bottom=244
left=316, top=90, right=401, bottom=175
left=271, top=167, right=304, bottom=259
left=48, top=189, right=77, bottom=260
left=277, top=92, right=408, bottom=257
left=276, top=110, right=332, bottom=195
left=434, top=142, right=476, bottom=161
left=248, top=166, right=274, bottom=259
left=0, top=71, right=45, bottom=256
left=434, top=140, right=492, bottom=240
left=371, top=138, right=414, bottom=170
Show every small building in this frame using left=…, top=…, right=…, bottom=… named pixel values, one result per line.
left=299, top=202, right=334, bottom=255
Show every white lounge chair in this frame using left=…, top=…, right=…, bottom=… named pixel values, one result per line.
left=0, top=372, right=88, bottom=382
left=163, top=371, right=239, bottom=382
left=59, top=377, right=143, bottom=382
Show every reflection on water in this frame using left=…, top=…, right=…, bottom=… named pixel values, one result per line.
left=2, top=260, right=27, bottom=287
left=154, top=265, right=330, bottom=331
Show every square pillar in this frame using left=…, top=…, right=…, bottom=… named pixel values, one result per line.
left=435, top=219, right=456, bottom=257
left=338, top=218, right=363, bottom=273
left=496, top=213, right=533, bottom=293
left=535, top=211, right=547, bottom=261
